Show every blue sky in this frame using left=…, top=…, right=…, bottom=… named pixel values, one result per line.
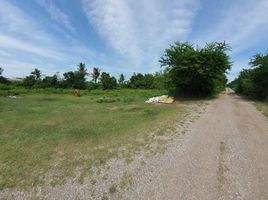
left=1, top=0, right=268, bottom=81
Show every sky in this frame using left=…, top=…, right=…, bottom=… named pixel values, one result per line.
left=0, top=0, right=268, bottom=81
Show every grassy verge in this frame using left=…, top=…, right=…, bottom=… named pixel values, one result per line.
left=255, top=101, right=268, bottom=119
left=0, top=89, right=186, bottom=190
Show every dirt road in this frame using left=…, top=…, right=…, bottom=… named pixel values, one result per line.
left=121, top=91, right=268, bottom=200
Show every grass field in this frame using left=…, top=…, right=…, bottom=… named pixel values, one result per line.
left=0, top=89, right=186, bottom=190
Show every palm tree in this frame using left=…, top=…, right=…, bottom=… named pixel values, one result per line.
left=118, top=73, right=125, bottom=85
left=31, top=68, right=41, bottom=80
left=77, top=63, right=88, bottom=76
left=91, top=67, right=101, bottom=83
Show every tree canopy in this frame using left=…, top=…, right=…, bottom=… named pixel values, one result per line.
left=99, top=72, right=117, bottom=90
left=160, top=41, right=231, bottom=96
left=230, top=52, right=268, bottom=100
left=91, top=67, right=101, bottom=83
left=63, top=63, right=88, bottom=89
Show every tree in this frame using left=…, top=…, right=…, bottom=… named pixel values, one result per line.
left=23, top=68, right=42, bottom=87
left=129, top=73, right=145, bottom=88
left=62, top=63, right=88, bottom=89
left=77, top=63, right=87, bottom=77
left=75, top=63, right=88, bottom=89
left=118, top=74, right=125, bottom=86
left=63, top=71, right=75, bottom=88
left=99, top=72, right=117, bottom=89
left=143, top=74, right=155, bottom=89
left=42, top=74, right=59, bottom=88
left=91, top=67, right=100, bottom=83
left=234, top=52, right=268, bottom=99
left=160, top=41, right=231, bottom=96
left=31, top=68, right=42, bottom=80
left=0, top=67, right=10, bottom=85
left=249, top=53, right=268, bottom=99
left=152, top=72, right=167, bottom=89
left=23, top=75, right=36, bottom=87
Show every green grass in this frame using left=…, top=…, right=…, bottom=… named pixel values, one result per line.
left=256, top=101, right=268, bottom=119
left=0, top=89, right=185, bottom=190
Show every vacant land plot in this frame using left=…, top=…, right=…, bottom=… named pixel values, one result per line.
left=0, top=89, right=187, bottom=191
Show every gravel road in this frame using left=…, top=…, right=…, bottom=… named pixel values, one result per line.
left=120, top=90, right=268, bottom=200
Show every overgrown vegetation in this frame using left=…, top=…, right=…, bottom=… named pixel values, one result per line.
left=229, top=52, right=268, bottom=100
left=160, top=41, right=231, bottom=97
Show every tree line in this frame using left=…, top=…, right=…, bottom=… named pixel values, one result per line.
left=1, top=41, right=233, bottom=97
left=228, top=52, right=268, bottom=100
left=0, top=64, right=166, bottom=90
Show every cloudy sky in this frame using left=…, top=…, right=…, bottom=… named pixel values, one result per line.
left=1, top=0, right=268, bottom=81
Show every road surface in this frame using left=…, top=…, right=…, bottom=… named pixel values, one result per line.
left=122, top=90, right=268, bottom=200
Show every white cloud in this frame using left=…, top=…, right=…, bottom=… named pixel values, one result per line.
left=82, top=0, right=199, bottom=70
left=0, top=35, right=65, bottom=60
left=37, top=0, right=75, bottom=33
left=0, top=0, right=52, bottom=42
left=193, top=0, right=268, bottom=54
left=0, top=0, right=99, bottom=78
left=191, top=0, right=268, bottom=80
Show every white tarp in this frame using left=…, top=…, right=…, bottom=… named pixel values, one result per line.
left=145, top=95, right=174, bottom=104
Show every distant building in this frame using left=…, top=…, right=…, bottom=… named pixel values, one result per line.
left=8, top=77, right=24, bottom=81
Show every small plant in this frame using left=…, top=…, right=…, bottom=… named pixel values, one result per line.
left=109, top=185, right=117, bottom=194
left=102, top=195, right=109, bottom=200
left=96, top=97, right=117, bottom=103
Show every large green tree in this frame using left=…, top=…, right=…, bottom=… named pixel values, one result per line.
left=234, top=52, right=268, bottom=99
left=63, top=63, right=88, bottom=89
left=99, top=72, right=117, bottom=90
left=160, top=41, right=231, bottom=96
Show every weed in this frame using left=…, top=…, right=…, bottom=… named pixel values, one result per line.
left=119, top=174, right=132, bottom=190
left=109, top=185, right=117, bottom=194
